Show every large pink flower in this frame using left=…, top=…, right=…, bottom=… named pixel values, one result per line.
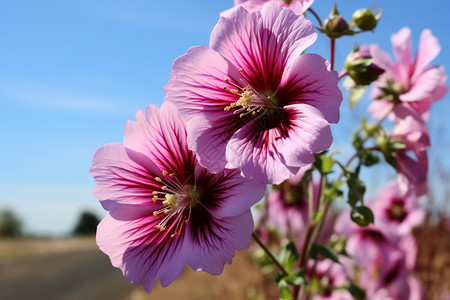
left=90, top=102, right=265, bottom=292
left=222, top=0, right=314, bottom=17
left=165, top=4, right=342, bottom=184
left=369, top=27, right=448, bottom=121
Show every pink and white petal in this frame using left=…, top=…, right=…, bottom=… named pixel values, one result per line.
left=225, top=122, right=300, bottom=184
left=391, top=27, right=412, bottom=84
left=400, top=65, right=445, bottom=102
left=278, top=104, right=332, bottom=167
left=123, top=103, right=195, bottom=176
left=369, top=44, right=394, bottom=71
left=164, top=45, right=245, bottom=122
left=202, top=168, right=265, bottom=219
left=90, top=143, right=159, bottom=217
left=280, top=54, right=341, bottom=123
left=368, top=99, right=395, bottom=120
left=211, top=4, right=316, bottom=91
left=185, top=210, right=254, bottom=275
left=186, top=113, right=238, bottom=173
left=413, top=29, right=441, bottom=78
left=97, top=213, right=191, bottom=293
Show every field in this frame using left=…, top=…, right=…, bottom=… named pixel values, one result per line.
left=0, top=221, right=449, bottom=300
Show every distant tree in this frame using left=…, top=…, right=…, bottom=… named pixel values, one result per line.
left=0, top=210, right=22, bottom=237
left=73, top=211, right=100, bottom=235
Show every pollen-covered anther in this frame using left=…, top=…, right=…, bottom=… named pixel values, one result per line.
left=162, top=194, right=178, bottom=210
left=161, top=186, right=167, bottom=191
left=155, top=177, right=162, bottom=182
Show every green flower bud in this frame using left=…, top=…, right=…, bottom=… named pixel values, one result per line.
left=352, top=7, right=382, bottom=31
left=345, top=46, right=384, bottom=86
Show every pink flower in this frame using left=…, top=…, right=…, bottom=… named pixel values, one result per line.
left=369, top=27, right=448, bottom=121
left=90, top=102, right=265, bottom=292
left=165, top=4, right=342, bottom=184
left=305, top=258, right=354, bottom=300
left=370, top=182, right=425, bottom=237
left=391, top=108, right=430, bottom=195
left=266, top=166, right=317, bottom=241
left=221, top=0, right=314, bottom=17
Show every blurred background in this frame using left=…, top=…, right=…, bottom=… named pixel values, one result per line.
left=0, top=0, right=449, bottom=299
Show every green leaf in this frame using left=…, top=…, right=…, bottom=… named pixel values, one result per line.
left=278, top=242, right=299, bottom=273
left=309, top=243, right=340, bottom=263
left=351, top=206, right=374, bottom=227
left=278, top=280, right=293, bottom=300
left=347, top=281, right=366, bottom=299
left=313, top=152, right=335, bottom=174
left=322, top=180, right=343, bottom=203
left=286, top=269, right=308, bottom=286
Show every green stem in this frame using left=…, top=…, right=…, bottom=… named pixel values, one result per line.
left=251, top=232, right=288, bottom=276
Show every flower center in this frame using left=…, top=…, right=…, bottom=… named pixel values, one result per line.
left=151, top=171, right=192, bottom=238
left=388, top=201, right=407, bottom=222
left=222, top=69, right=270, bottom=118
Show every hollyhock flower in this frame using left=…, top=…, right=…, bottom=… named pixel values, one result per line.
left=90, top=102, right=265, bottom=292
left=370, top=182, right=425, bottom=237
left=391, top=108, right=430, bottom=195
left=304, top=258, right=353, bottom=300
left=335, top=210, right=419, bottom=300
left=165, top=4, right=342, bottom=184
left=266, top=166, right=317, bottom=240
left=221, top=0, right=314, bottom=17
left=369, top=27, right=448, bottom=121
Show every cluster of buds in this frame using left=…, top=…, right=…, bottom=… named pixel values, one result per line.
left=320, top=3, right=382, bottom=38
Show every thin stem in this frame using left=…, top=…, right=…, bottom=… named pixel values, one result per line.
left=330, top=38, right=336, bottom=71
left=307, top=8, right=323, bottom=28
left=251, top=232, right=288, bottom=276
left=338, top=70, right=348, bottom=81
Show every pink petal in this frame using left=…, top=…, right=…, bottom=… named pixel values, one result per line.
left=89, top=143, right=159, bottom=219
left=391, top=27, right=412, bottom=85
left=200, top=169, right=265, bottom=219
left=211, top=4, right=316, bottom=93
left=280, top=53, right=341, bottom=123
left=164, top=45, right=245, bottom=123
left=123, top=103, right=195, bottom=175
left=185, top=210, right=253, bottom=275
left=400, top=65, right=446, bottom=102
left=186, top=113, right=237, bottom=173
left=96, top=213, right=191, bottom=292
left=413, top=29, right=441, bottom=78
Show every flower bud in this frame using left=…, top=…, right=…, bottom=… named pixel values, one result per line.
left=321, top=3, right=353, bottom=38
left=345, top=46, right=384, bottom=86
left=352, top=7, right=382, bottom=31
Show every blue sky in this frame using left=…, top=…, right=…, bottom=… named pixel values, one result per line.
left=1, top=0, right=449, bottom=235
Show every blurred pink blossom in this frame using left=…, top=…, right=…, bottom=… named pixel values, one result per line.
left=368, top=27, right=448, bottom=121
left=391, top=108, right=430, bottom=195
left=370, top=182, right=425, bottom=237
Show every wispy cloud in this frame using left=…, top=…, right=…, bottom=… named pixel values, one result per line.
left=0, top=79, right=132, bottom=114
